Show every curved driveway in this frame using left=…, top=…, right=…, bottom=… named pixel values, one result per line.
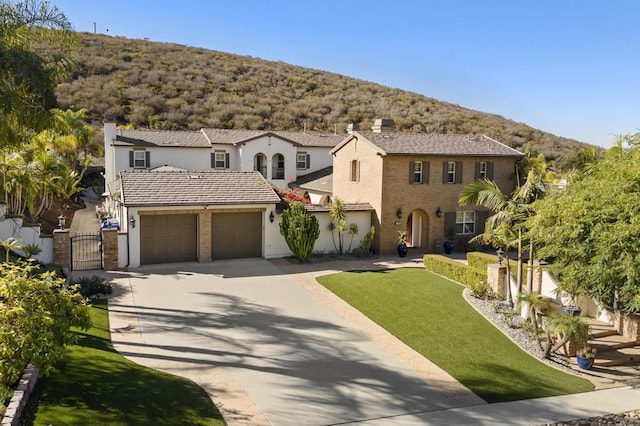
left=107, top=258, right=483, bottom=425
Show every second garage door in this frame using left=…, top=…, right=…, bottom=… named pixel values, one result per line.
left=212, top=212, right=262, bottom=259
left=140, top=214, right=198, bottom=265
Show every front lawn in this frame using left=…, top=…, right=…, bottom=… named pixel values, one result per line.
left=22, top=300, right=225, bottom=425
left=317, top=268, right=594, bottom=403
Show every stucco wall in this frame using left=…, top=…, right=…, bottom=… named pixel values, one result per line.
left=238, top=136, right=298, bottom=187
left=0, top=204, right=54, bottom=264
left=113, top=146, right=212, bottom=174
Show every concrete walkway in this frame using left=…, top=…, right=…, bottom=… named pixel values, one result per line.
left=104, top=256, right=640, bottom=425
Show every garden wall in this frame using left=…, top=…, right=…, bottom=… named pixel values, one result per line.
left=0, top=204, right=53, bottom=264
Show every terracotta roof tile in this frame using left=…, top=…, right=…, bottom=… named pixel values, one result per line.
left=120, top=171, right=280, bottom=207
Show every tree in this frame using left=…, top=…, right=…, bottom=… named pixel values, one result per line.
left=0, top=260, right=90, bottom=395
left=0, top=0, right=75, bottom=148
left=532, top=133, right=640, bottom=313
left=328, top=197, right=347, bottom=254
left=459, top=161, right=547, bottom=306
left=279, top=202, right=320, bottom=263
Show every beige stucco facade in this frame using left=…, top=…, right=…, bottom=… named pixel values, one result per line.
left=332, top=136, right=520, bottom=255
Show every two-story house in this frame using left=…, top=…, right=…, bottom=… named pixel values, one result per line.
left=103, top=118, right=344, bottom=188
left=330, top=119, right=523, bottom=255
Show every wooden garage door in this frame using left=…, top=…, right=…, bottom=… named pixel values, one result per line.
left=140, top=214, right=198, bottom=265
left=212, top=212, right=262, bottom=259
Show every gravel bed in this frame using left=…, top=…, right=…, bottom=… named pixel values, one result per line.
left=464, top=290, right=640, bottom=425
left=463, top=289, right=574, bottom=374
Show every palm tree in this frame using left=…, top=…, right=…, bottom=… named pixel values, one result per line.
left=459, top=165, right=547, bottom=306
left=329, top=197, right=347, bottom=254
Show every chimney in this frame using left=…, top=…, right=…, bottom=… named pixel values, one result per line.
left=347, top=122, right=360, bottom=134
left=371, top=118, right=395, bottom=133
left=103, top=115, right=117, bottom=184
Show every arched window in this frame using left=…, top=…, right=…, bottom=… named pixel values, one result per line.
left=271, top=153, right=285, bottom=179
left=254, top=153, right=267, bottom=177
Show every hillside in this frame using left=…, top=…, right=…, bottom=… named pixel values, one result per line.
left=48, top=32, right=588, bottom=160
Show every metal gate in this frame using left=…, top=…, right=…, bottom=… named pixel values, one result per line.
left=71, top=233, right=103, bottom=271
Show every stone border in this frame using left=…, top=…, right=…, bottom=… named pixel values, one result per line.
left=1, top=365, right=39, bottom=426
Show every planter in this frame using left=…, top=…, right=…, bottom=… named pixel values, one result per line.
left=397, top=243, right=407, bottom=258
left=443, top=241, right=454, bottom=254
left=576, top=355, right=594, bottom=370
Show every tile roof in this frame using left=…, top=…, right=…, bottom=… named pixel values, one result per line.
left=114, top=129, right=211, bottom=148
left=288, top=166, right=333, bottom=193
left=344, top=132, right=523, bottom=157
left=202, top=128, right=344, bottom=147
left=304, top=203, right=374, bottom=212
left=120, top=171, right=280, bottom=207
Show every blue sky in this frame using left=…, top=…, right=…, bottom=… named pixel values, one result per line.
left=51, top=0, right=639, bottom=147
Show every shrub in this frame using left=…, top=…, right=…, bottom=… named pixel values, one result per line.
left=71, top=275, right=113, bottom=297
left=279, top=202, right=320, bottom=262
left=468, top=281, right=494, bottom=299
left=359, top=226, right=375, bottom=256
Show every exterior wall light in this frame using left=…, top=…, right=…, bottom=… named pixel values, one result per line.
left=129, top=215, right=136, bottom=229
left=496, top=248, right=504, bottom=265
left=269, top=211, right=275, bottom=223
left=436, top=207, right=442, bottom=218
left=396, top=208, right=403, bottom=219
left=58, top=214, right=66, bottom=229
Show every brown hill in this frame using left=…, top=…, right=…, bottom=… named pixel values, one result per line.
left=48, top=32, right=589, bottom=160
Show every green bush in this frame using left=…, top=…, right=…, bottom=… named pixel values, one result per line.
left=423, top=254, right=486, bottom=288
left=468, top=280, right=494, bottom=299
left=71, top=275, right=112, bottom=297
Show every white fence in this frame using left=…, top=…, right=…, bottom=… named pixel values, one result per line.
left=0, top=204, right=54, bottom=264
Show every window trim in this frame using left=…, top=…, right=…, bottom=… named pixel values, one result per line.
left=350, top=159, right=360, bottom=182
left=413, top=161, right=423, bottom=184
left=296, top=152, right=310, bottom=169
left=214, top=151, right=227, bottom=169
left=455, top=210, right=476, bottom=235
left=447, top=161, right=456, bottom=184
left=133, top=150, right=146, bottom=169
left=479, top=161, right=487, bottom=178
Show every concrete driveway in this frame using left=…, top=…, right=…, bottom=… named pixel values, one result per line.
left=107, top=259, right=482, bottom=425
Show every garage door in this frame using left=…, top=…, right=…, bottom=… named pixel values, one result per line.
left=140, top=214, right=198, bottom=265
left=212, top=212, right=262, bottom=259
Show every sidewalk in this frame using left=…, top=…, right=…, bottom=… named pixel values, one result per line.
left=353, top=385, right=640, bottom=425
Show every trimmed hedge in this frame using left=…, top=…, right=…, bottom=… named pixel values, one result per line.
left=423, top=254, right=486, bottom=287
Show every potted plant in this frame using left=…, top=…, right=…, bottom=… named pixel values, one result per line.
left=443, top=228, right=455, bottom=254
left=576, top=346, right=597, bottom=370
left=396, top=231, right=408, bottom=257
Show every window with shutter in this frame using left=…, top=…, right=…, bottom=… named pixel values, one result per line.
left=132, top=151, right=146, bottom=168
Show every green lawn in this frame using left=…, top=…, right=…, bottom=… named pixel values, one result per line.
left=22, top=300, right=225, bottom=425
left=317, top=268, right=594, bottom=403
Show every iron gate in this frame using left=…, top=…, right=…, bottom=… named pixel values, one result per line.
left=71, top=233, right=103, bottom=271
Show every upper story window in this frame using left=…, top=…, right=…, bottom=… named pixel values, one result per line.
left=413, top=161, right=423, bottom=183
left=475, top=161, right=493, bottom=180
left=350, top=160, right=360, bottom=182
left=456, top=211, right=476, bottom=234
left=272, top=153, right=285, bottom=179
left=129, top=150, right=149, bottom=169
left=447, top=161, right=455, bottom=183
left=212, top=151, right=229, bottom=169
left=443, top=161, right=462, bottom=184
left=297, top=152, right=310, bottom=169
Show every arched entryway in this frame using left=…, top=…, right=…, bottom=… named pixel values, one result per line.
left=406, top=209, right=429, bottom=249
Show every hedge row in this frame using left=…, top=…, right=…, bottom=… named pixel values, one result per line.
left=423, top=254, right=487, bottom=287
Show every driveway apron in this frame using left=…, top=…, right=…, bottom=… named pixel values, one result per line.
left=108, top=259, right=481, bottom=425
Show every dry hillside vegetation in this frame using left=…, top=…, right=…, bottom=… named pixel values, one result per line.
left=44, top=33, right=588, bottom=160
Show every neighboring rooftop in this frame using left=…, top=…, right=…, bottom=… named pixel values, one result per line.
left=120, top=171, right=280, bottom=207
left=114, top=129, right=211, bottom=148
left=335, top=132, right=524, bottom=157
left=202, top=128, right=345, bottom=147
